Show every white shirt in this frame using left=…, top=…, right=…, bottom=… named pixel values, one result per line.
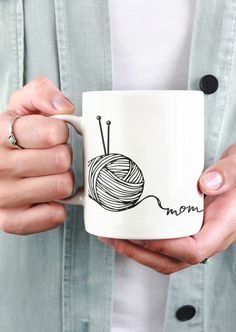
left=109, top=1, right=196, bottom=331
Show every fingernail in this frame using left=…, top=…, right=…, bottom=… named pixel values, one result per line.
left=97, top=237, right=114, bottom=247
left=52, top=95, right=74, bottom=112
left=201, top=171, right=223, bottom=190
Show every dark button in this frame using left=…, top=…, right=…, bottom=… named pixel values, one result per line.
left=199, top=74, right=219, bottom=94
left=176, top=305, right=196, bottom=321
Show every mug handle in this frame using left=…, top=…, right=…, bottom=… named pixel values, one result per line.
left=51, top=114, right=84, bottom=206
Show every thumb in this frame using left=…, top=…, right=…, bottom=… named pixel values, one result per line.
left=199, top=155, right=236, bottom=195
left=7, top=76, right=75, bottom=116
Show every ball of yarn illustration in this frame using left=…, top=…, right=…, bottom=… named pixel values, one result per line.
left=88, top=153, right=144, bottom=212
left=88, top=115, right=203, bottom=216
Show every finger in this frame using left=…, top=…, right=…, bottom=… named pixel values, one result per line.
left=0, top=113, right=69, bottom=149
left=131, top=237, right=201, bottom=265
left=3, top=144, right=72, bottom=178
left=135, top=191, right=236, bottom=264
left=0, top=171, right=74, bottom=208
left=0, top=202, right=66, bottom=235
left=221, top=143, right=236, bottom=158
left=98, top=238, right=190, bottom=274
left=7, top=76, right=74, bottom=115
left=199, top=155, right=236, bottom=195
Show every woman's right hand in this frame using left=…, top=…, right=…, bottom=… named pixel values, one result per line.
left=0, top=77, right=75, bottom=235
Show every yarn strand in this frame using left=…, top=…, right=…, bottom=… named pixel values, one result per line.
left=132, top=195, right=204, bottom=216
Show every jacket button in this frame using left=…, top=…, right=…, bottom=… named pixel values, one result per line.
left=199, top=74, right=219, bottom=94
left=175, top=305, right=196, bottom=321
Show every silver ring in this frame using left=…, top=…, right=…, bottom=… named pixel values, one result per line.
left=8, top=116, right=24, bottom=149
left=200, top=257, right=210, bottom=264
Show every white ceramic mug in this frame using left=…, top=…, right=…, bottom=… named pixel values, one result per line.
left=53, top=90, right=204, bottom=239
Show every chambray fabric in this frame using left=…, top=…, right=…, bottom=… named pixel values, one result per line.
left=0, top=1, right=236, bottom=332
left=165, top=1, right=236, bottom=332
left=0, top=1, right=113, bottom=332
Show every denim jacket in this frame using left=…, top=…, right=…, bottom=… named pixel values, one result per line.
left=1, top=1, right=236, bottom=331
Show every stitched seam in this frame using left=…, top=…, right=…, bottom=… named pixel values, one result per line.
left=15, top=0, right=24, bottom=88
left=54, top=0, right=70, bottom=95
left=10, top=0, right=18, bottom=90
left=101, top=1, right=114, bottom=331
left=202, top=264, right=205, bottom=332
left=55, top=2, right=73, bottom=330
left=213, top=3, right=236, bottom=163
left=101, top=0, right=113, bottom=91
left=62, top=209, right=73, bottom=332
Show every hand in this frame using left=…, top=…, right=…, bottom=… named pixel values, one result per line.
left=0, top=77, right=75, bottom=235
left=98, top=144, right=236, bottom=274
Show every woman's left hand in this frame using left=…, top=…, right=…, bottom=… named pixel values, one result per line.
left=98, top=144, right=236, bottom=274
